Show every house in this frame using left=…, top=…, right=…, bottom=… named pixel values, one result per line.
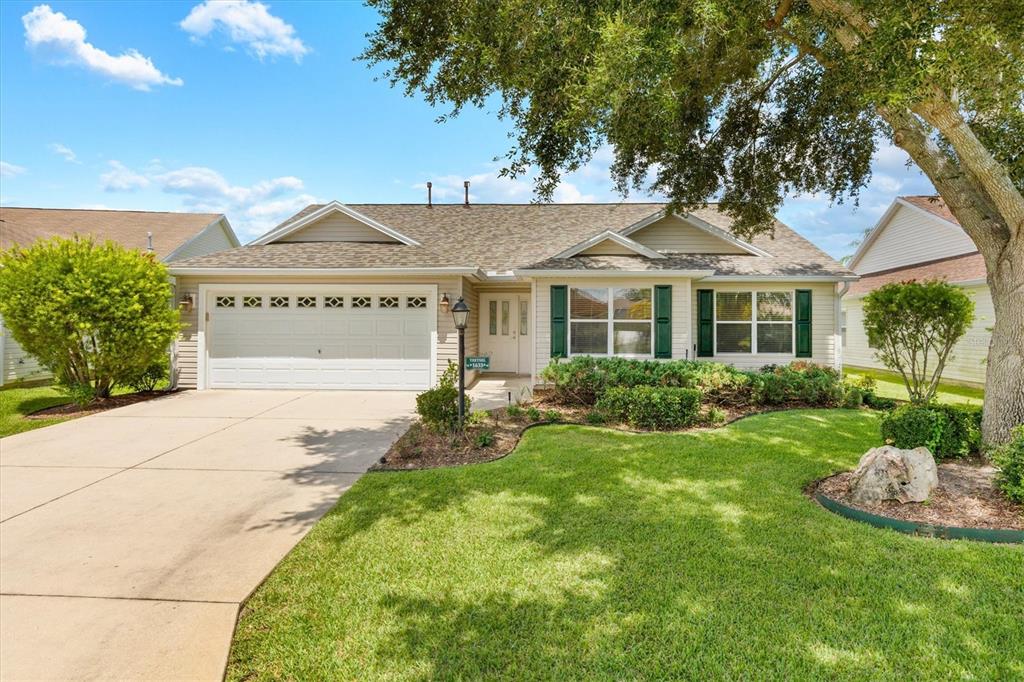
left=0, top=207, right=239, bottom=386
left=842, top=195, right=989, bottom=386
left=166, top=197, right=856, bottom=391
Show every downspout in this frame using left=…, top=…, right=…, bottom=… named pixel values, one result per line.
left=168, top=275, right=178, bottom=391
left=834, top=282, right=850, bottom=373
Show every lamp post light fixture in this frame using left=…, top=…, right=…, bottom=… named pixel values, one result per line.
left=451, top=296, right=470, bottom=426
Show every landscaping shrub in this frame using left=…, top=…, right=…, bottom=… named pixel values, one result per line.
left=880, top=403, right=981, bottom=458
left=704, top=406, right=727, bottom=425
left=506, top=405, right=524, bottom=419
left=526, top=406, right=542, bottom=422
left=475, top=430, right=496, bottom=448
left=750, top=362, right=844, bottom=407
left=0, top=236, right=181, bottom=401
left=990, top=425, right=1024, bottom=503
left=125, top=357, right=169, bottom=393
left=842, top=386, right=864, bottom=408
left=597, top=386, right=701, bottom=430
left=415, top=362, right=470, bottom=431
left=584, top=410, right=607, bottom=425
left=863, top=393, right=898, bottom=410
left=543, top=409, right=561, bottom=423
left=466, top=410, right=490, bottom=427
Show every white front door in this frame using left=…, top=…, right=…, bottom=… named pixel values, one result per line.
left=479, top=293, right=531, bottom=373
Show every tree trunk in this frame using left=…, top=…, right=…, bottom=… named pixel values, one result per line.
left=982, top=245, right=1024, bottom=444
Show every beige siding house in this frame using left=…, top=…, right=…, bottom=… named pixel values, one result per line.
left=0, top=207, right=239, bottom=387
left=842, top=196, right=989, bottom=386
left=167, top=200, right=855, bottom=392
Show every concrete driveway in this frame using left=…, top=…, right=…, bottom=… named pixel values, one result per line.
left=0, top=390, right=415, bottom=681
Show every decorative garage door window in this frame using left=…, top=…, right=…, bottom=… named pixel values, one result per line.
left=379, top=296, right=399, bottom=309
left=714, top=290, right=793, bottom=354
left=270, top=296, right=289, bottom=308
left=297, top=296, right=317, bottom=308
left=216, top=296, right=235, bottom=308
left=352, top=296, right=372, bottom=308
left=407, top=296, right=427, bottom=309
left=325, top=296, right=345, bottom=308
left=243, top=295, right=262, bottom=308
left=569, top=287, right=653, bottom=356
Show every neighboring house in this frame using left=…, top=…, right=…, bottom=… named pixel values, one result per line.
left=843, top=195, right=990, bottom=386
left=166, top=199, right=855, bottom=391
left=0, top=207, right=239, bottom=387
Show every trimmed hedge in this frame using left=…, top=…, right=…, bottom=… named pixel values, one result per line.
left=597, top=386, right=702, bottom=430
left=991, top=425, right=1024, bottom=503
left=879, top=403, right=981, bottom=458
left=750, top=362, right=844, bottom=406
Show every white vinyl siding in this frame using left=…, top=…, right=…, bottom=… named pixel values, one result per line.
left=854, top=204, right=977, bottom=274
left=276, top=213, right=400, bottom=243
left=578, top=239, right=645, bottom=256
left=690, top=281, right=837, bottom=369
left=1, top=319, right=51, bottom=386
left=842, top=283, right=990, bottom=385
left=165, top=220, right=237, bottom=262
left=630, top=214, right=747, bottom=254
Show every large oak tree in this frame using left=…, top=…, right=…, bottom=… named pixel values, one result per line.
left=363, top=0, right=1023, bottom=442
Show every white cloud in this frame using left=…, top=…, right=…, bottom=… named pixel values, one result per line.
left=1, top=161, right=27, bottom=178
left=22, top=5, right=183, bottom=90
left=180, top=0, right=309, bottom=61
left=49, top=142, right=79, bottom=163
left=100, top=160, right=150, bottom=191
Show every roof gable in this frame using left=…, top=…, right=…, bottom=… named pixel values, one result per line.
left=556, top=230, right=665, bottom=259
left=620, top=212, right=770, bottom=256
left=253, top=201, right=420, bottom=246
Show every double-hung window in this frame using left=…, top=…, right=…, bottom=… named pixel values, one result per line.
left=715, top=290, right=793, bottom=354
left=569, top=287, right=653, bottom=356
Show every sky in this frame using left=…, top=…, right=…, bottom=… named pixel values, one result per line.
left=0, top=1, right=938, bottom=258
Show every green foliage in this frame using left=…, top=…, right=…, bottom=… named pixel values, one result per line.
left=60, top=382, right=98, bottom=408
left=863, top=281, right=975, bottom=404
left=474, top=429, right=495, bottom=448
left=466, top=410, right=491, bottom=427
left=416, top=362, right=471, bottom=432
left=880, top=403, right=980, bottom=459
left=704, top=406, right=728, bottom=426
left=584, top=410, right=607, bottom=425
left=749, top=362, right=844, bottom=407
left=597, top=386, right=701, bottom=430
left=543, top=409, right=561, bottom=423
left=525, top=406, right=542, bottom=422
left=125, top=356, right=169, bottom=393
left=864, top=393, right=898, bottom=411
left=990, top=426, right=1024, bottom=503
left=842, top=387, right=864, bottom=409
left=505, top=404, right=524, bottom=419
left=0, top=237, right=181, bottom=400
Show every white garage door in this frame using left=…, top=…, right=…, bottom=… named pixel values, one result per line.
left=205, top=289, right=433, bottom=390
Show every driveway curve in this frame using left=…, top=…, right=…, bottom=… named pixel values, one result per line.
left=0, top=390, right=415, bottom=681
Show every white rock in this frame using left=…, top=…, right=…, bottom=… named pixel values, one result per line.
left=849, top=445, right=938, bottom=505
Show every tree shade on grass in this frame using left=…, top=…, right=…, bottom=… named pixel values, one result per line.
left=0, top=386, right=72, bottom=437
left=844, top=368, right=983, bottom=406
left=228, top=411, right=1022, bottom=680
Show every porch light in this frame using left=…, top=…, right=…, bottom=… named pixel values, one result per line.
left=440, top=292, right=450, bottom=312
left=451, top=296, right=470, bottom=330
left=178, top=293, right=196, bottom=312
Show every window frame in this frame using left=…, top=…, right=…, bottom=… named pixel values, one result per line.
left=713, top=289, right=796, bottom=356
left=567, top=286, right=655, bottom=358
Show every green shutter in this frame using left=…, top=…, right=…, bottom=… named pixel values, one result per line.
left=550, top=285, right=567, bottom=358
left=654, top=285, right=672, bottom=358
left=697, top=289, right=714, bottom=357
left=795, top=289, right=812, bottom=358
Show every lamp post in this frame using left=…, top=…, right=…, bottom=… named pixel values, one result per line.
left=451, top=296, right=470, bottom=427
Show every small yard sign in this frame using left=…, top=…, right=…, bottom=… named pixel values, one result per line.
left=465, top=356, right=490, bottom=370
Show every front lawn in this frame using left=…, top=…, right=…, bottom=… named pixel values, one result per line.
left=228, top=410, right=1023, bottom=680
left=0, top=385, right=73, bottom=437
left=845, top=367, right=984, bottom=405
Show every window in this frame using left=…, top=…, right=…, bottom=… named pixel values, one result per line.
left=488, top=300, right=497, bottom=335
left=269, top=296, right=289, bottom=308
left=215, top=296, right=235, bottom=308
left=519, top=300, right=529, bottom=336
left=325, top=296, right=345, bottom=309
left=501, top=300, right=510, bottom=335
left=407, top=296, right=427, bottom=309
left=569, top=287, right=653, bottom=356
left=714, top=290, right=793, bottom=354
left=352, top=296, right=371, bottom=309
left=243, top=295, right=263, bottom=309
left=297, top=296, right=317, bottom=308
left=379, top=296, right=399, bottom=309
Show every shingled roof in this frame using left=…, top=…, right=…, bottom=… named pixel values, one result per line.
left=171, top=202, right=855, bottom=278
left=0, top=207, right=227, bottom=261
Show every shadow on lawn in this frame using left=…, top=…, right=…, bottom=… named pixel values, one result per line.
left=235, top=410, right=1024, bottom=679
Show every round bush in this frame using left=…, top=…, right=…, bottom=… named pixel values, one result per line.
left=880, top=403, right=980, bottom=458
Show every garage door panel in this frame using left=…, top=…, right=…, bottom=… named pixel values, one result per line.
left=207, top=291, right=432, bottom=390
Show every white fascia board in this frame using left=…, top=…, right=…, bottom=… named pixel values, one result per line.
left=618, top=211, right=772, bottom=258
left=513, top=269, right=716, bottom=278
left=163, top=216, right=238, bottom=263
left=700, top=274, right=859, bottom=282
left=554, top=230, right=666, bottom=259
left=252, top=201, right=421, bottom=246
left=167, top=266, right=479, bottom=277
left=846, top=200, right=901, bottom=271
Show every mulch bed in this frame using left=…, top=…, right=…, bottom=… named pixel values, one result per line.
left=27, top=390, right=176, bottom=420
left=816, top=460, right=1023, bottom=531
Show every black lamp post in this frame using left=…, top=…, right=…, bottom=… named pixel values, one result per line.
left=451, top=296, right=470, bottom=426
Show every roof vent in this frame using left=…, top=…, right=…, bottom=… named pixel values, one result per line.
left=146, top=231, right=153, bottom=252
left=427, top=181, right=432, bottom=208
left=464, top=180, right=470, bottom=207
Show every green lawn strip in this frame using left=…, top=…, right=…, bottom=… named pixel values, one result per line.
left=844, top=367, right=984, bottom=405
left=228, top=410, right=1022, bottom=680
left=0, top=385, right=73, bottom=437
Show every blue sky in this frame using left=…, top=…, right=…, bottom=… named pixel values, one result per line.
left=0, top=1, right=937, bottom=257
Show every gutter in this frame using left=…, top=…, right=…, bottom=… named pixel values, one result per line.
left=512, top=269, right=717, bottom=279
left=167, top=266, right=482, bottom=277
left=835, top=280, right=850, bottom=372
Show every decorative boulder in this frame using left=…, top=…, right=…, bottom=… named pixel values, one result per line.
left=849, top=446, right=938, bottom=505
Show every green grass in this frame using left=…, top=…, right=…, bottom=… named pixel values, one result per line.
left=228, top=410, right=1022, bottom=680
left=844, top=367, right=984, bottom=405
left=0, top=385, right=73, bottom=437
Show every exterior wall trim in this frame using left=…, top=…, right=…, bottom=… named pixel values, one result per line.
left=252, top=201, right=422, bottom=246
left=163, top=216, right=240, bottom=263
left=620, top=212, right=773, bottom=257
left=554, top=230, right=667, bottom=259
